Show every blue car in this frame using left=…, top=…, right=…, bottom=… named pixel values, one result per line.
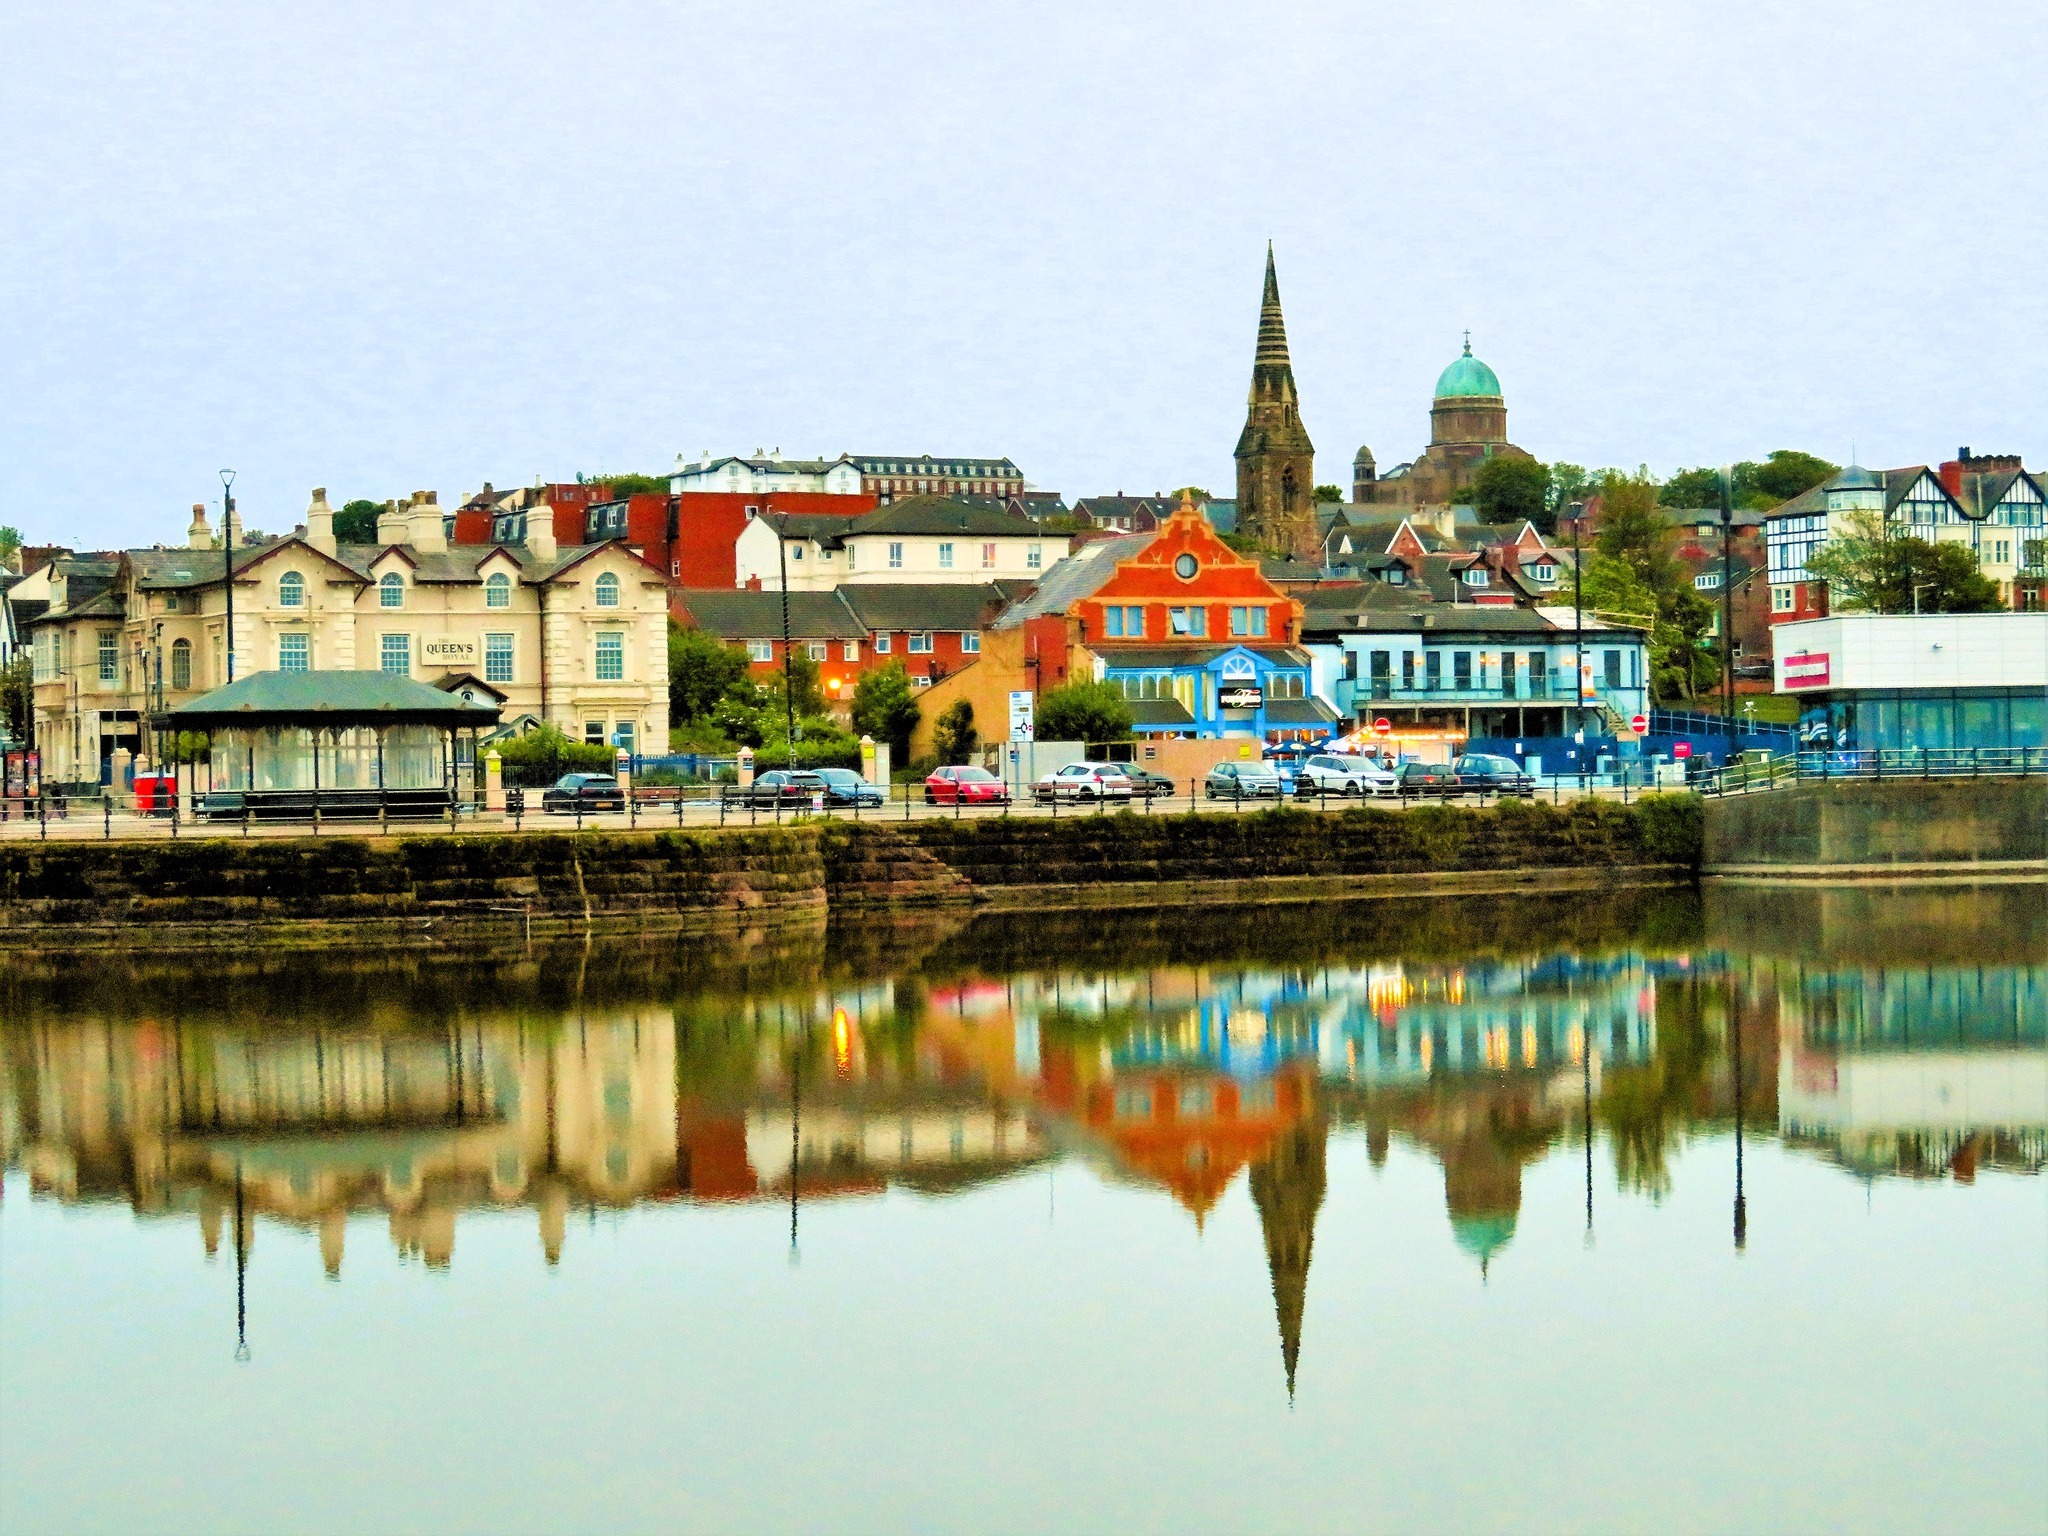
left=812, top=768, right=887, bottom=808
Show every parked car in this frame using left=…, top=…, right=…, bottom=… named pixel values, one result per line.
left=1205, top=761, right=1284, bottom=800
left=543, top=773, right=626, bottom=814
left=1122, top=766, right=1181, bottom=800
left=1294, top=753, right=1398, bottom=798
left=729, top=769, right=831, bottom=808
left=1032, top=762, right=1134, bottom=803
left=1450, top=753, right=1536, bottom=797
left=925, top=764, right=1010, bottom=805
left=813, top=767, right=886, bottom=808
left=1395, top=761, right=1461, bottom=798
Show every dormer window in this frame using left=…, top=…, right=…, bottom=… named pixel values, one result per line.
left=379, top=571, right=404, bottom=608
left=1531, top=562, right=1557, bottom=582
left=1463, top=568, right=1489, bottom=586
left=278, top=571, right=305, bottom=609
left=1385, top=567, right=1406, bottom=585
left=486, top=572, right=511, bottom=609
left=594, top=572, right=621, bottom=607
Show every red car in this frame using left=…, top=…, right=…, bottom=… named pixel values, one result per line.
left=924, top=765, right=1012, bottom=805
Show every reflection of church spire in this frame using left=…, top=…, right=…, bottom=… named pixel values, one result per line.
left=1249, top=1111, right=1327, bottom=1401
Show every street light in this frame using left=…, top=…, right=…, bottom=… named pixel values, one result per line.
left=1912, top=582, right=1936, bottom=615
left=219, top=470, right=237, bottom=686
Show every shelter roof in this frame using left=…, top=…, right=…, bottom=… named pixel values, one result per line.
left=167, top=669, right=503, bottom=725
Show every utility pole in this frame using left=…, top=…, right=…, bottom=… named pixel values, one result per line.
left=219, top=470, right=237, bottom=686
left=1720, top=467, right=1736, bottom=771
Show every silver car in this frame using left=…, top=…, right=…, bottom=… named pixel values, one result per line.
left=1032, top=762, right=1134, bottom=803
left=1295, top=753, right=1398, bottom=797
left=1205, top=761, right=1284, bottom=799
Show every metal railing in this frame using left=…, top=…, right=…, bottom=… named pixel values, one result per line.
left=1796, top=746, right=2045, bottom=779
left=1650, top=707, right=1797, bottom=741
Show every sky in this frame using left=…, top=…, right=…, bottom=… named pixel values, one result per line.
left=4, top=0, right=2044, bottom=550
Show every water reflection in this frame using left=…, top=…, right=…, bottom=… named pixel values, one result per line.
left=2, top=885, right=2041, bottom=1394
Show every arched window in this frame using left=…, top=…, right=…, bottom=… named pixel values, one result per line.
left=1281, top=467, right=1300, bottom=513
left=485, top=572, right=511, bottom=609
left=170, top=638, right=191, bottom=691
left=594, top=571, right=620, bottom=608
left=379, top=571, right=404, bottom=608
left=278, top=571, right=305, bottom=609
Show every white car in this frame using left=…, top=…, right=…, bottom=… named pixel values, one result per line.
left=1295, top=753, right=1398, bottom=797
left=1032, top=762, right=1134, bottom=803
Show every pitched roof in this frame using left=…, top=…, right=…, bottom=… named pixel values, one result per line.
left=991, top=535, right=1152, bottom=628
left=851, top=495, right=1042, bottom=538
left=1128, top=699, right=1197, bottom=726
left=673, top=589, right=866, bottom=640
left=1298, top=604, right=1558, bottom=637
left=839, top=583, right=1014, bottom=632
left=166, top=669, right=504, bottom=724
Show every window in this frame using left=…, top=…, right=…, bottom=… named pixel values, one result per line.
left=1502, top=652, right=1518, bottom=694
left=485, top=633, right=514, bottom=684
left=889, top=542, right=904, bottom=569
left=279, top=571, right=305, bottom=608
left=1531, top=562, right=1557, bottom=582
left=846, top=545, right=855, bottom=571
left=806, top=641, right=827, bottom=662
left=962, top=632, right=980, bottom=654
left=595, top=632, right=624, bottom=681
left=747, top=639, right=774, bottom=663
left=170, top=639, right=191, bottom=691
left=1105, top=606, right=1125, bottom=638
left=1028, top=543, right=1043, bottom=570
left=1603, top=650, right=1623, bottom=689
left=1402, top=652, right=1417, bottom=690
left=982, top=543, right=996, bottom=569
left=380, top=633, right=411, bottom=676
left=1425, top=651, right=1442, bottom=690
left=1694, top=572, right=1722, bottom=590
left=1369, top=650, right=1392, bottom=691
left=939, top=542, right=955, bottom=569
left=613, top=721, right=635, bottom=753
left=842, top=640, right=859, bottom=662
left=585, top=721, right=605, bottom=746
left=486, top=572, right=511, bottom=608
left=874, top=633, right=891, bottom=654
left=1168, top=606, right=1206, bottom=637
left=1529, top=652, right=1548, bottom=695
left=379, top=571, right=404, bottom=608
left=1174, top=553, right=1198, bottom=580
left=279, top=633, right=310, bottom=672
left=1228, top=606, right=1270, bottom=637
left=98, top=630, right=118, bottom=683
left=1453, top=652, right=1473, bottom=689
left=909, top=632, right=933, bottom=654
left=1463, top=567, right=1489, bottom=586
left=1385, top=567, right=1406, bottom=585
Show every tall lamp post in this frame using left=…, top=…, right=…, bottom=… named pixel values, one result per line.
left=219, top=470, right=237, bottom=686
left=1719, top=467, right=1736, bottom=772
left=1569, top=500, right=1586, bottom=791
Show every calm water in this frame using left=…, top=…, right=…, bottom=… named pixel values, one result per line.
left=3, top=886, right=2043, bottom=1536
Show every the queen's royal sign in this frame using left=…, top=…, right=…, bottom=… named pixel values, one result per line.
left=422, top=638, right=479, bottom=667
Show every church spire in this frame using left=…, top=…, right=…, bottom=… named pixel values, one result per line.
left=1255, top=242, right=1292, bottom=368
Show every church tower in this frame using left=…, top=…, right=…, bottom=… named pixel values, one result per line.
left=1234, top=245, right=1317, bottom=563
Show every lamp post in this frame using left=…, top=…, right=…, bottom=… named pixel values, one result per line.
left=1719, top=467, right=1736, bottom=771
left=219, top=470, right=237, bottom=685
left=1912, top=582, right=1935, bottom=616
left=1569, top=500, right=1585, bottom=792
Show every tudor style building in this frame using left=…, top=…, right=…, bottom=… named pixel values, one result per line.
left=24, top=489, right=670, bottom=786
left=1234, top=246, right=1319, bottom=564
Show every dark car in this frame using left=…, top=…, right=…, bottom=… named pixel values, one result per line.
left=542, top=773, right=626, bottom=814
left=1122, top=766, right=1181, bottom=800
left=1451, top=753, right=1536, bottom=797
left=812, top=768, right=886, bottom=808
left=1205, top=761, right=1284, bottom=800
left=1395, top=761, right=1461, bottom=798
left=729, top=769, right=831, bottom=808
left=925, top=765, right=1011, bottom=805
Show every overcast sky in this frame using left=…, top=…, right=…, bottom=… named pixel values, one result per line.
left=4, top=0, right=2043, bottom=549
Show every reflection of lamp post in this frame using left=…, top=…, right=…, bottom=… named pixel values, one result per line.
left=1732, top=979, right=1748, bottom=1253
left=233, top=1161, right=251, bottom=1362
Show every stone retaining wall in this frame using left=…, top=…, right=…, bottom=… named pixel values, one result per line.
left=1703, top=777, right=2047, bottom=873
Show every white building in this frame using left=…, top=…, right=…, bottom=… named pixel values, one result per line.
left=732, top=495, right=1052, bottom=592
left=1773, top=612, right=2047, bottom=753
left=671, top=452, right=865, bottom=496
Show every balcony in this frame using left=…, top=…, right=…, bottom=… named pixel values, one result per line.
left=1334, top=676, right=1641, bottom=715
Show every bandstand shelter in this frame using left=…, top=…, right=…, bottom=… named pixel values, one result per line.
left=160, top=670, right=501, bottom=819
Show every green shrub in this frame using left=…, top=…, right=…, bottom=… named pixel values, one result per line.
left=493, top=724, right=617, bottom=787
left=1630, top=792, right=1704, bottom=866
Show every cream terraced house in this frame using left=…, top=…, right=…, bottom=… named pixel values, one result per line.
left=733, top=494, right=1051, bottom=592
left=25, top=489, right=671, bottom=787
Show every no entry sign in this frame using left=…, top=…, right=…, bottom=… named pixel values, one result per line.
left=1372, top=717, right=1391, bottom=735
left=1630, top=714, right=1648, bottom=733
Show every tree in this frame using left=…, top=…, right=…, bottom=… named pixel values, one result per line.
left=582, top=473, right=670, bottom=496
left=668, top=623, right=751, bottom=723
left=852, top=661, right=921, bottom=761
left=1170, top=486, right=1211, bottom=504
left=1313, top=484, right=1344, bottom=504
left=1220, top=531, right=1283, bottom=560
left=1035, top=680, right=1133, bottom=745
left=1471, top=457, right=1551, bottom=531
left=1744, top=450, right=1838, bottom=505
left=493, top=723, right=615, bottom=786
left=1658, top=467, right=1724, bottom=510
left=335, top=500, right=383, bottom=543
left=761, top=647, right=826, bottom=720
left=1805, top=512, right=2004, bottom=613
left=932, top=700, right=978, bottom=765
left=1577, top=553, right=1716, bottom=702
left=1594, top=468, right=1681, bottom=594
left=0, top=525, right=21, bottom=572
left=1, top=653, right=30, bottom=743
left=1545, top=463, right=1592, bottom=520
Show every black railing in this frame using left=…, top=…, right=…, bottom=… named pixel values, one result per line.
left=1797, top=747, right=2045, bottom=779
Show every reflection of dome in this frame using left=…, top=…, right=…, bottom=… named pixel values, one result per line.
left=1451, top=1211, right=1518, bottom=1270
left=1434, top=338, right=1502, bottom=400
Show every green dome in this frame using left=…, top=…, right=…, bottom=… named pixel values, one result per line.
left=1451, top=1211, right=1518, bottom=1265
left=1435, top=337, right=1502, bottom=400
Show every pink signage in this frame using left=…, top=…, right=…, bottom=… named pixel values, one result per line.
left=1783, top=650, right=1831, bottom=689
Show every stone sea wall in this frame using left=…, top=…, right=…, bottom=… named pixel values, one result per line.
left=0, top=797, right=1704, bottom=947
left=1703, top=777, right=2047, bottom=874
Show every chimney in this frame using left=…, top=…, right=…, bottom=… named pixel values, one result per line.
left=188, top=503, right=212, bottom=550
left=306, top=487, right=336, bottom=556
left=411, top=490, right=446, bottom=553
left=1938, top=458, right=1964, bottom=498
left=376, top=499, right=410, bottom=545
left=526, top=508, right=557, bottom=563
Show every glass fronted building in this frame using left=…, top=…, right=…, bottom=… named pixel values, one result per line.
left=1776, top=613, right=2047, bottom=753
